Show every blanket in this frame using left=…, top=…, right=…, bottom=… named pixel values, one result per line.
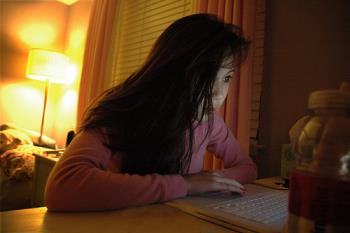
left=0, top=124, right=56, bottom=210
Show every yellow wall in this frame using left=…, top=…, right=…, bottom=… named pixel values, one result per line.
left=0, top=0, right=92, bottom=148
left=54, top=0, right=92, bottom=147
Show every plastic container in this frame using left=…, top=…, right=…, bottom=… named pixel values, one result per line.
left=287, top=82, right=350, bottom=233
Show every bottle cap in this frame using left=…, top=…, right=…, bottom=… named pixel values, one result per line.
left=308, top=82, right=350, bottom=110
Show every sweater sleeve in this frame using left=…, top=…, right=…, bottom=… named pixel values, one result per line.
left=45, top=131, right=188, bottom=212
left=206, top=112, right=257, bottom=184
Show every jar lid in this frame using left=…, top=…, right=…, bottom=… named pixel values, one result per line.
left=308, top=82, right=350, bottom=110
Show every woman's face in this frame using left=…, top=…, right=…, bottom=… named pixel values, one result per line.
left=197, top=56, right=235, bottom=121
left=212, top=57, right=235, bottom=110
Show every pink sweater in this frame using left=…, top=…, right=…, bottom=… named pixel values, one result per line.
left=45, top=113, right=257, bottom=211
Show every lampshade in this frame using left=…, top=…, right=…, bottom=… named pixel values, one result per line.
left=56, top=0, right=79, bottom=5
left=26, top=49, right=69, bottom=84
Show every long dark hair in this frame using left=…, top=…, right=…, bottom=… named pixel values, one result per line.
left=80, top=14, right=249, bottom=175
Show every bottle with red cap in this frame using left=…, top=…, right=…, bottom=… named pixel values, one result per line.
left=287, top=82, right=350, bottom=233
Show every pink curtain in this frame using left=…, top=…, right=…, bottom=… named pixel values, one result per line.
left=196, top=0, right=255, bottom=170
left=76, top=0, right=120, bottom=129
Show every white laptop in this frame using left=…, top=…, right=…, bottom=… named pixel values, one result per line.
left=166, top=184, right=288, bottom=233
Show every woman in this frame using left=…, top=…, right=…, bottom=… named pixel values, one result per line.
left=45, top=13, right=257, bottom=211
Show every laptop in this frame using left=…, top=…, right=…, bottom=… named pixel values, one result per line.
left=166, top=184, right=289, bottom=233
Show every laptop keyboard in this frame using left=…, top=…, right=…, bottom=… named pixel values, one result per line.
left=208, top=191, right=288, bottom=225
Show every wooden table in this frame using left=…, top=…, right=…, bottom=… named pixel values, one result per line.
left=1, top=204, right=235, bottom=233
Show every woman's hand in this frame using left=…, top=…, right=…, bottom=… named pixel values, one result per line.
left=183, top=171, right=246, bottom=196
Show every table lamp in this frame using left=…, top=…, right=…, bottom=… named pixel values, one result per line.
left=26, top=48, right=69, bottom=144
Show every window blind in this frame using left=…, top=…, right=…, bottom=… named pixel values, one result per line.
left=112, top=0, right=193, bottom=85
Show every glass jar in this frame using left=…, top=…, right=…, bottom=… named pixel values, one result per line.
left=287, top=82, right=350, bottom=233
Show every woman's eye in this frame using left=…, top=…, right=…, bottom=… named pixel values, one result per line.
left=223, top=75, right=231, bottom=82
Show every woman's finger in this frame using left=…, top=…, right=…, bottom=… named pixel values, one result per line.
left=211, top=176, right=244, bottom=189
left=211, top=171, right=222, bottom=177
left=212, top=182, right=244, bottom=194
